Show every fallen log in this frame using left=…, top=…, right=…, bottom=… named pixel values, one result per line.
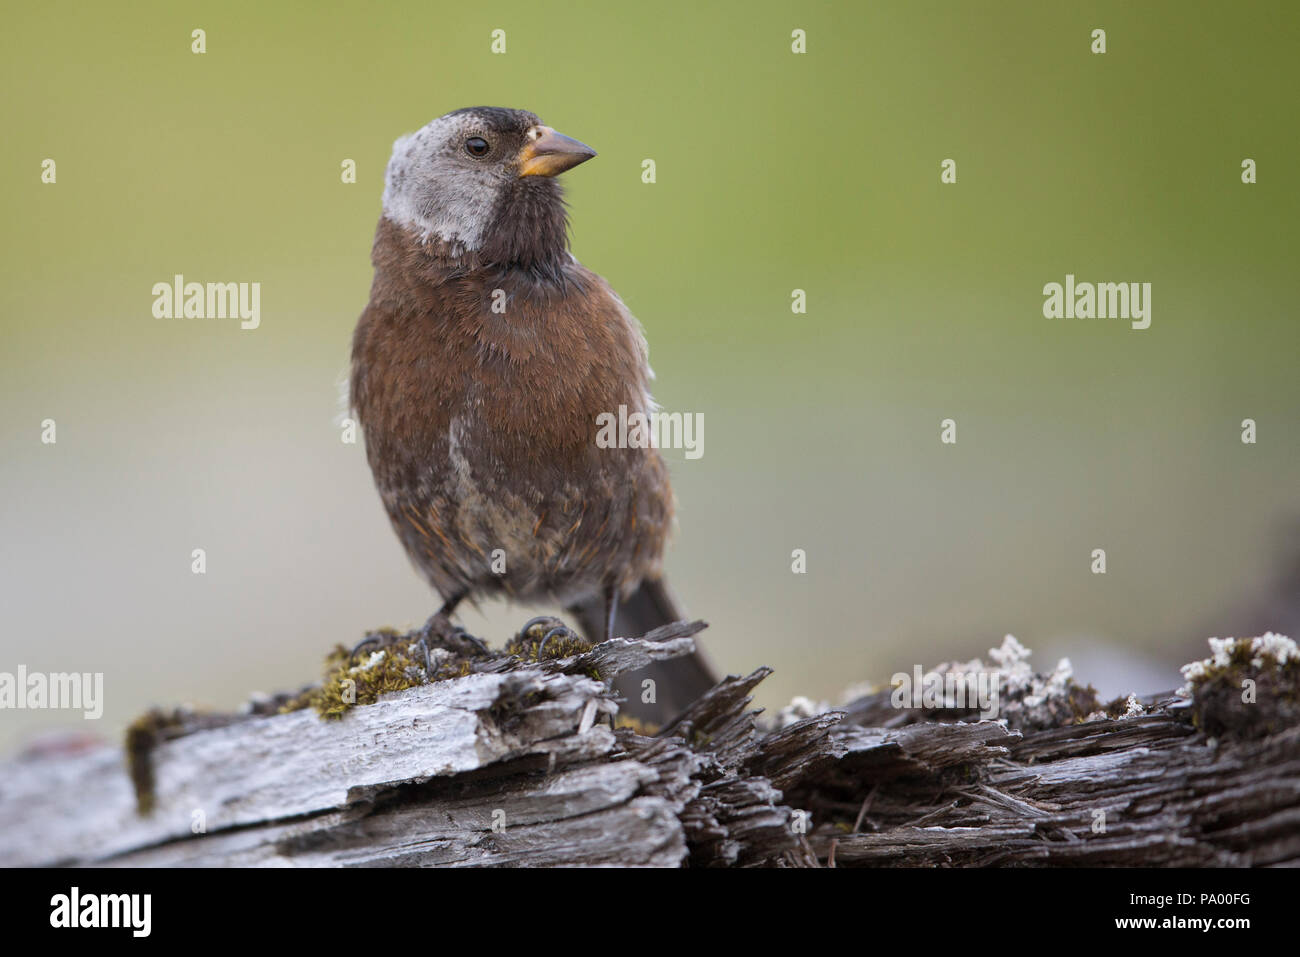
left=0, top=624, right=1295, bottom=867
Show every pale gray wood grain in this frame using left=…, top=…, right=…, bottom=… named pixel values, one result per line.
left=3, top=625, right=1297, bottom=867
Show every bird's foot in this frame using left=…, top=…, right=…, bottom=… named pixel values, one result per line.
left=418, top=611, right=492, bottom=659
left=345, top=627, right=438, bottom=684
left=512, top=616, right=590, bottom=662
left=349, top=627, right=405, bottom=662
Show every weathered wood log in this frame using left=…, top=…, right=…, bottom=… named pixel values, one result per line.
left=0, top=626, right=1295, bottom=867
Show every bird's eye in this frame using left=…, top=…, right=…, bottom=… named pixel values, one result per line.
left=465, top=137, right=490, bottom=157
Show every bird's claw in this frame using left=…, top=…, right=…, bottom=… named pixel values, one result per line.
left=537, top=625, right=577, bottom=660
left=350, top=629, right=399, bottom=662
left=455, top=628, right=491, bottom=657
left=419, top=613, right=491, bottom=659
left=515, top=616, right=577, bottom=661
left=516, top=616, right=561, bottom=640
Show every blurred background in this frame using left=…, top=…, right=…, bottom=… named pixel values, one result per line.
left=2, top=1, right=1297, bottom=750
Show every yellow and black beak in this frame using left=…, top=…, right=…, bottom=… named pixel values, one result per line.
left=518, top=126, right=597, bottom=177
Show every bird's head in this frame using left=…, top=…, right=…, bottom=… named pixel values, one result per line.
left=381, top=106, right=596, bottom=272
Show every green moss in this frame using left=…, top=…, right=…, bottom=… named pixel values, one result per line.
left=612, top=715, right=660, bottom=735
left=124, top=708, right=192, bottom=815
left=503, top=626, right=592, bottom=663
left=280, top=632, right=475, bottom=720
left=274, top=618, right=600, bottom=722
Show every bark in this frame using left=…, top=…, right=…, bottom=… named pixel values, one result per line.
left=1, top=625, right=1295, bottom=867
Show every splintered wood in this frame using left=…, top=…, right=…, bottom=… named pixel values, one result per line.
left=1, top=626, right=1296, bottom=866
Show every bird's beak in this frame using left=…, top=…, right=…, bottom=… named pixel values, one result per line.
left=518, top=126, right=597, bottom=177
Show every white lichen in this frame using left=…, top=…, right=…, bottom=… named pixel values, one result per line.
left=775, top=695, right=832, bottom=729
left=1250, top=632, right=1298, bottom=668
left=352, top=650, right=389, bottom=674
left=1177, top=632, right=1296, bottom=697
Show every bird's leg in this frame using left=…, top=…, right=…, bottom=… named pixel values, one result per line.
left=349, top=591, right=486, bottom=664
left=436, top=592, right=464, bottom=618
left=419, top=590, right=491, bottom=658
left=604, top=582, right=621, bottom=731
left=603, top=582, right=619, bottom=644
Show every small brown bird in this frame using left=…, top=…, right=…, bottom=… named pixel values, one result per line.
left=350, top=107, right=715, bottom=722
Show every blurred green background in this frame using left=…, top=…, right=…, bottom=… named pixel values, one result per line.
left=3, top=1, right=1297, bottom=749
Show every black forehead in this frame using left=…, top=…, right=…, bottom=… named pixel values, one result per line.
left=446, top=106, right=540, bottom=133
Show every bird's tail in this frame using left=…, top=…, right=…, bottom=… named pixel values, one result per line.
left=568, top=577, right=717, bottom=727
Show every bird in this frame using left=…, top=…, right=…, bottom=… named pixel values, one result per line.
left=349, top=107, right=716, bottom=723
